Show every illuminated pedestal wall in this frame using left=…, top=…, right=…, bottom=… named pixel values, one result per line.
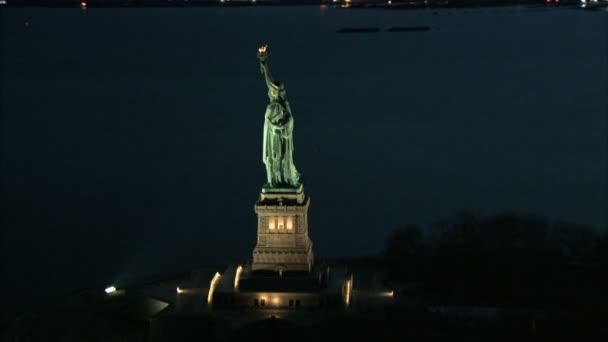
left=252, top=190, right=314, bottom=272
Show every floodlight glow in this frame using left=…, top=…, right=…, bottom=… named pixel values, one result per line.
left=105, top=286, right=116, bottom=294
left=176, top=287, right=184, bottom=294
left=271, top=297, right=280, bottom=305
left=344, top=277, right=353, bottom=306
left=207, top=272, right=221, bottom=305
left=234, top=265, right=243, bottom=289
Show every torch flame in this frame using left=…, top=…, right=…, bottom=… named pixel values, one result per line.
left=258, top=45, right=268, bottom=55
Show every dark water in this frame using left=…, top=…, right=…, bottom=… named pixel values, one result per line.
left=1, top=6, right=606, bottom=318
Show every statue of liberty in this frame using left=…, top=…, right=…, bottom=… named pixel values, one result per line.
left=257, top=45, right=301, bottom=189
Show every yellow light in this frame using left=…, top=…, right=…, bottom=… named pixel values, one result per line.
left=344, top=277, right=353, bottom=306
left=258, top=45, right=268, bottom=55
left=268, top=217, right=275, bottom=230
left=104, top=286, right=116, bottom=294
left=277, top=217, right=284, bottom=229
left=176, top=287, right=184, bottom=294
left=207, top=272, right=221, bottom=305
left=271, top=297, right=280, bottom=305
left=234, top=265, right=243, bottom=289
left=286, top=216, right=293, bottom=230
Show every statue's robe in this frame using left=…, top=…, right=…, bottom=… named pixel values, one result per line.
left=263, top=100, right=300, bottom=187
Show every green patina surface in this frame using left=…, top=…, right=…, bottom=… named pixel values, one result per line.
left=257, top=46, right=301, bottom=190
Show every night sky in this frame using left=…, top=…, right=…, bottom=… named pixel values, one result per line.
left=1, top=7, right=606, bottom=319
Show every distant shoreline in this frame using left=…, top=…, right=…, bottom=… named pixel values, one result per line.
left=2, top=0, right=589, bottom=10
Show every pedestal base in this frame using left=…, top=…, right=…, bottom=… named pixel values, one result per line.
left=252, top=244, right=314, bottom=272
left=251, top=189, right=314, bottom=272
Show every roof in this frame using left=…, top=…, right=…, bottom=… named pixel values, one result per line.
left=238, top=274, right=322, bottom=293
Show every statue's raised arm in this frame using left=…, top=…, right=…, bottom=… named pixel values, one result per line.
left=257, top=45, right=281, bottom=92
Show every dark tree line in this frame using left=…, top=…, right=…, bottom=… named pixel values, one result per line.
left=384, top=212, right=608, bottom=312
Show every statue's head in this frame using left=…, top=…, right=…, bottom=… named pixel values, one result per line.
left=270, top=81, right=287, bottom=100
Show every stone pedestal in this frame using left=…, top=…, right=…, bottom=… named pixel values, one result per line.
left=252, top=188, right=314, bottom=272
